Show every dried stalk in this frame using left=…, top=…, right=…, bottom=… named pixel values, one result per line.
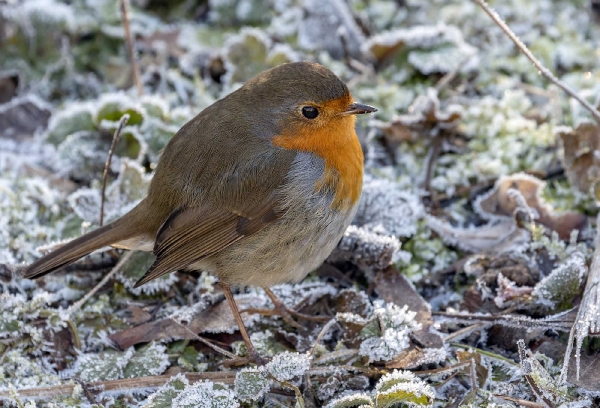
left=99, top=113, right=129, bottom=227
left=67, top=251, right=133, bottom=315
left=0, top=372, right=236, bottom=399
left=120, top=0, right=143, bottom=95
left=472, top=0, right=600, bottom=124
left=560, top=212, right=600, bottom=383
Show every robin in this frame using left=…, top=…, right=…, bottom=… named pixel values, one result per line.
left=23, top=61, right=377, bottom=363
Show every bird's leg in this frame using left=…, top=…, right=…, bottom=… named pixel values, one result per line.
left=219, top=283, right=265, bottom=365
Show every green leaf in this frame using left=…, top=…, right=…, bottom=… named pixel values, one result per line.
left=96, top=101, right=144, bottom=126
left=375, top=386, right=431, bottom=408
left=142, top=375, right=188, bottom=408
left=323, top=393, right=374, bottom=408
left=76, top=349, right=134, bottom=381
left=178, top=346, right=200, bottom=370
left=234, top=368, right=271, bottom=401
left=123, top=342, right=169, bottom=378
left=46, top=108, right=95, bottom=145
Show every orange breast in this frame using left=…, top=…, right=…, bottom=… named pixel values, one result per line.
left=273, top=115, right=364, bottom=211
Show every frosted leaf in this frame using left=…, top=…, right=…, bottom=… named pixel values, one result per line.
left=265, top=351, right=310, bottom=382
left=117, top=251, right=178, bottom=295
left=362, top=23, right=478, bottom=74
left=297, top=0, right=366, bottom=60
left=323, top=392, right=374, bottom=408
left=171, top=380, right=239, bottom=408
left=269, top=282, right=337, bottom=309
left=46, top=104, right=95, bottom=145
left=358, top=301, right=421, bottom=362
left=517, top=340, right=569, bottom=405
left=73, top=348, right=134, bottom=381
left=532, top=252, right=587, bottom=309
left=122, top=342, right=169, bottom=378
left=375, top=370, right=434, bottom=408
left=234, top=368, right=271, bottom=401
left=334, top=225, right=403, bottom=272
left=426, top=215, right=530, bottom=254
left=68, top=158, right=151, bottom=225
left=221, top=28, right=296, bottom=86
left=142, top=374, right=189, bottom=407
left=354, top=175, right=424, bottom=238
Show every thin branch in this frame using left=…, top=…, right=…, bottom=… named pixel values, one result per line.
left=492, top=395, right=545, bottom=408
left=99, top=113, right=129, bottom=227
left=120, top=0, right=143, bottom=95
left=472, top=0, right=600, bottom=124
left=0, top=372, right=236, bottom=398
left=167, top=317, right=237, bottom=359
left=67, top=251, right=133, bottom=316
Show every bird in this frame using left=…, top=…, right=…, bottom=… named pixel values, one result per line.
left=23, top=61, right=377, bottom=363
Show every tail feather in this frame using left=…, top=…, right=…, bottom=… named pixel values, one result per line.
left=24, top=220, right=138, bottom=280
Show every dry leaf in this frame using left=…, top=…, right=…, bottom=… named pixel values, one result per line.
left=558, top=124, right=600, bottom=194
left=374, top=267, right=443, bottom=349
left=474, top=173, right=587, bottom=239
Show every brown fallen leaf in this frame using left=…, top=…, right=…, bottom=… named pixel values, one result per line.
left=456, top=350, right=489, bottom=388
left=474, top=173, right=587, bottom=239
left=374, top=266, right=443, bottom=350
left=558, top=123, right=600, bottom=195
left=109, top=295, right=264, bottom=349
left=426, top=215, right=530, bottom=254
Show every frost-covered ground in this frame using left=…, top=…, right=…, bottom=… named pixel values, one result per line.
left=2, top=0, right=600, bottom=406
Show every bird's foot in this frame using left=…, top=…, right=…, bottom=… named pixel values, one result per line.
left=242, top=287, right=330, bottom=330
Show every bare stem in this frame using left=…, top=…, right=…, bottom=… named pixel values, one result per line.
left=120, top=0, right=143, bottom=95
left=472, top=0, right=600, bottom=124
left=0, top=372, right=236, bottom=398
left=100, top=113, right=129, bottom=227
left=67, top=251, right=133, bottom=316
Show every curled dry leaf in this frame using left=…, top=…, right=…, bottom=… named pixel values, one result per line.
left=426, top=215, right=530, bottom=254
left=558, top=123, right=600, bottom=196
left=474, top=173, right=587, bottom=239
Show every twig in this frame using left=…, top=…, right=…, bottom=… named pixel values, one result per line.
left=167, top=317, right=237, bottom=359
left=67, top=251, right=133, bottom=315
left=472, top=0, right=600, bottom=124
left=309, top=318, right=337, bottom=359
left=433, top=311, right=573, bottom=332
left=492, top=395, right=545, bottom=408
left=443, top=323, right=486, bottom=343
left=99, top=113, right=129, bottom=227
left=119, top=0, right=143, bottom=95
left=0, top=372, right=236, bottom=398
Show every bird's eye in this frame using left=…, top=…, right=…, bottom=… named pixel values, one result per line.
left=302, top=106, right=319, bottom=119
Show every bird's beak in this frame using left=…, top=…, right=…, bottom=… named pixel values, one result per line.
left=343, top=102, right=378, bottom=115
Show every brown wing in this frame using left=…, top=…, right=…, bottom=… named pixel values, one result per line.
left=133, top=189, right=284, bottom=288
